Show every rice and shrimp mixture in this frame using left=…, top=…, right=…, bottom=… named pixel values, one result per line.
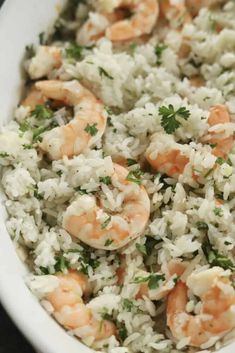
left=2, top=0, right=235, bottom=352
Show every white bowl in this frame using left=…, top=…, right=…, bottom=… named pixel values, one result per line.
left=0, top=1, right=233, bottom=353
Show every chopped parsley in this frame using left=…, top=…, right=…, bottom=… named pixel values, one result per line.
left=99, top=176, right=112, bottom=185
left=25, top=44, right=35, bottom=59
left=22, top=144, right=33, bottom=150
left=68, top=247, right=100, bottom=275
left=129, top=42, right=137, bottom=53
left=196, top=221, right=208, bottom=231
left=31, top=104, right=53, bottom=120
left=104, top=105, right=113, bottom=115
left=98, top=67, right=114, bottom=80
left=39, top=32, right=47, bottom=45
left=104, top=239, right=113, bottom=246
left=213, top=207, right=223, bottom=217
left=54, top=255, right=69, bottom=273
left=155, top=43, right=167, bottom=65
left=135, top=243, right=147, bottom=255
left=159, top=104, right=190, bottom=134
left=84, top=123, right=98, bottom=136
left=65, top=43, right=83, bottom=61
left=0, top=152, right=9, bottom=158
left=145, top=236, right=161, bottom=256
left=122, top=299, right=134, bottom=312
left=127, top=158, right=137, bottom=166
left=126, top=169, right=143, bottom=185
left=202, top=236, right=234, bottom=270
left=74, top=186, right=88, bottom=195
left=216, top=157, right=225, bottom=165
left=117, top=322, right=128, bottom=342
left=101, top=216, right=111, bottom=229
left=134, top=273, right=165, bottom=290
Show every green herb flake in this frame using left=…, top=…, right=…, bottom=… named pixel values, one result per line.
left=31, top=104, right=53, bottom=120
left=104, top=239, right=113, bottom=246
left=127, top=158, right=137, bottom=166
left=25, top=44, right=35, bottom=59
left=145, top=236, right=161, bottom=256
left=135, top=243, right=147, bottom=255
left=155, top=43, right=167, bottom=65
left=74, top=186, right=88, bottom=195
left=117, top=322, right=128, bottom=342
left=129, top=42, right=137, bottom=53
left=216, top=157, right=225, bottom=165
left=99, top=176, right=112, bottom=185
left=84, top=123, right=98, bottom=136
left=0, top=152, right=9, bottom=158
left=148, top=274, right=165, bottom=290
left=101, top=216, right=111, bottom=229
left=122, top=299, right=134, bottom=312
left=126, top=169, right=143, bottom=185
left=65, top=43, right=83, bottom=61
left=196, top=221, right=208, bottom=231
left=213, top=207, right=223, bottom=217
left=159, top=104, right=190, bottom=134
left=98, top=67, right=114, bottom=80
left=202, top=236, right=234, bottom=270
left=54, top=255, right=69, bottom=273
left=22, top=144, right=33, bottom=150
left=39, top=32, right=47, bottom=45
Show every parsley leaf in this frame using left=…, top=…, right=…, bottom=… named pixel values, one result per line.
left=104, top=239, right=113, bottom=246
left=101, top=216, right=111, bottom=229
left=126, top=169, right=143, bottom=185
left=65, top=43, right=83, bottom=61
left=117, top=322, right=128, bottom=342
left=127, top=158, right=137, bottom=166
left=84, top=123, right=98, bottom=136
left=136, top=243, right=147, bottom=255
left=39, top=32, right=47, bottom=45
left=99, top=176, right=112, bottom=185
left=159, top=104, right=190, bottom=134
left=98, top=67, right=114, bottom=80
left=196, top=221, right=208, bottom=231
left=134, top=273, right=165, bottom=290
left=202, top=236, right=234, bottom=270
left=0, top=152, right=9, bottom=158
left=54, top=255, right=69, bottom=273
left=155, top=43, right=167, bottom=65
left=213, top=207, right=223, bottom=217
left=31, top=104, right=53, bottom=120
left=25, top=44, right=35, bottom=59
left=122, top=299, right=134, bottom=312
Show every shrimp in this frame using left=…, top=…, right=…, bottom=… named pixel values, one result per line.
left=27, top=46, right=62, bottom=80
left=167, top=267, right=235, bottom=348
left=105, top=0, right=159, bottom=41
left=77, top=10, right=125, bottom=46
left=160, top=0, right=191, bottom=29
left=34, top=80, right=106, bottom=160
left=202, top=105, right=233, bottom=159
left=186, top=0, right=226, bottom=16
left=137, top=260, right=187, bottom=300
left=21, top=85, right=48, bottom=111
left=46, top=270, right=116, bottom=341
left=63, top=163, right=150, bottom=250
left=146, top=133, right=189, bottom=178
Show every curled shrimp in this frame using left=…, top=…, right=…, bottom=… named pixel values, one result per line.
left=137, top=260, right=187, bottom=300
left=167, top=267, right=235, bottom=348
left=27, top=46, right=62, bottom=80
left=34, top=80, right=106, bottom=160
left=46, top=270, right=115, bottom=341
left=63, top=163, right=150, bottom=250
left=145, top=133, right=189, bottom=178
left=202, top=105, right=233, bottom=159
left=160, top=0, right=191, bottom=29
left=186, top=0, right=226, bottom=16
left=77, top=10, right=125, bottom=46
left=105, top=0, right=159, bottom=41
left=21, top=85, right=48, bottom=111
